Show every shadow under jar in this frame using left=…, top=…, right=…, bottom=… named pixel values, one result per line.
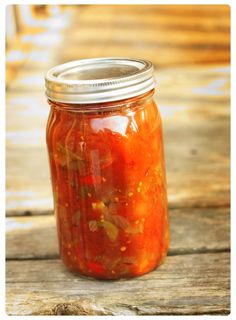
left=45, top=58, right=169, bottom=279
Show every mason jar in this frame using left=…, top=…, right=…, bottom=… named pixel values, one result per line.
left=45, top=57, right=169, bottom=279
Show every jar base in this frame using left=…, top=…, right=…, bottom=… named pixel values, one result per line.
left=61, top=252, right=168, bottom=280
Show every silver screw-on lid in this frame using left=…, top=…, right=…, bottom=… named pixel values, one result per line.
left=45, top=57, right=155, bottom=104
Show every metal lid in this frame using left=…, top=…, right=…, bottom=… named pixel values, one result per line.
left=45, top=57, right=155, bottom=104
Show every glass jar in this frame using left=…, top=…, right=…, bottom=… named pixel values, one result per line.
left=45, top=58, right=169, bottom=279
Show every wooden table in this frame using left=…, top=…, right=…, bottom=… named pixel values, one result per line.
left=6, top=5, right=230, bottom=315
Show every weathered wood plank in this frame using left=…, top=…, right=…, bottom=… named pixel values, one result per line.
left=78, top=4, right=230, bottom=16
left=57, top=45, right=229, bottom=68
left=6, top=207, right=230, bottom=259
left=6, top=66, right=230, bottom=213
left=6, top=5, right=230, bottom=89
left=6, top=92, right=230, bottom=213
left=65, top=27, right=230, bottom=47
left=6, top=252, right=230, bottom=315
left=53, top=5, right=229, bottom=67
left=7, top=66, right=230, bottom=98
left=74, top=5, right=230, bottom=29
left=6, top=146, right=53, bottom=212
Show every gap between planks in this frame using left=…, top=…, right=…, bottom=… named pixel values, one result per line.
left=5, top=247, right=231, bottom=262
left=6, top=203, right=230, bottom=217
left=6, top=252, right=230, bottom=315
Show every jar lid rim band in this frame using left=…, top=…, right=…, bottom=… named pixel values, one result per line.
left=45, top=57, right=155, bottom=104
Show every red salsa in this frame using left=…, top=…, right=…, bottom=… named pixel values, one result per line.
left=45, top=58, right=169, bottom=279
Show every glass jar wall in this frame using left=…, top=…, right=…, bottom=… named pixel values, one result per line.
left=45, top=58, right=169, bottom=279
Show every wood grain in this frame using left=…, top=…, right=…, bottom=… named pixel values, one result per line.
left=6, top=252, right=230, bottom=315
left=5, top=5, right=231, bottom=316
left=54, top=5, right=230, bottom=67
left=6, top=207, right=230, bottom=260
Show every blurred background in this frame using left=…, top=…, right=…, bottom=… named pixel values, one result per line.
left=6, top=4, right=230, bottom=213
